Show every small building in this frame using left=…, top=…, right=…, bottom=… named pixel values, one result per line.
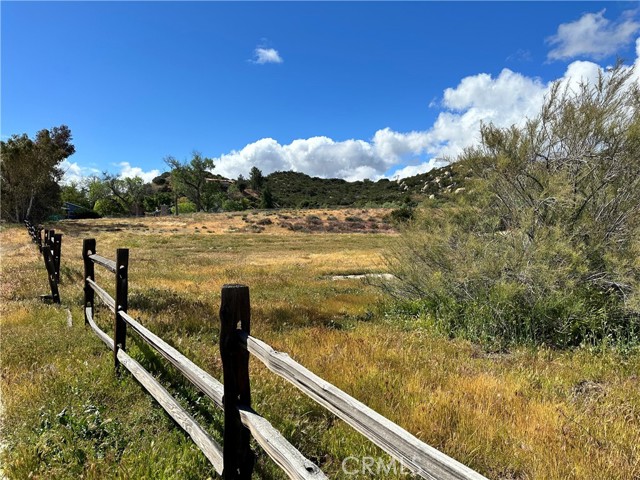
left=62, top=202, right=86, bottom=219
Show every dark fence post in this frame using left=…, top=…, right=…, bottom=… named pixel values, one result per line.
left=220, top=284, right=255, bottom=480
left=114, top=248, right=129, bottom=372
left=53, top=233, right=62, bottom=283
left=83, top=239, right=96, bottom=325
left=41, top=246, right=61, bottom=304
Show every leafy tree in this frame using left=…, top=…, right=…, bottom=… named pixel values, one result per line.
left=249, top=166, right=265, bottom=191
left=260, top=184, right=275, bottom=209
left=236, top=174, right=248, bottom=193
left=164, top=152, right=216, bottom=211
left=474, top=65, right=639, bottom=294
left=1, top=125, right=75, bottom=222
left=88, top=174, right=150, bottom=216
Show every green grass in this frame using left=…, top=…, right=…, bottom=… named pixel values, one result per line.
left=2, top=215, right=639, bottom=479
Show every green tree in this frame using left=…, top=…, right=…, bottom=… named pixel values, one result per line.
left=1, top=125, right=75, bottom=222
left=249, top=166, right=265, bottom=191
left=260, top=184, right=275, bottom=209
left=236, top=174, right=248, bottom=192
left=88, top=174, right=150, bottom=216
left=165, top=152, right=216, bottom=211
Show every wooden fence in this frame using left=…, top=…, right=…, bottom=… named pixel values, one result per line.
left=24, top=219, right=62, bottom=304
left=79, top=237, right=487, bottom=480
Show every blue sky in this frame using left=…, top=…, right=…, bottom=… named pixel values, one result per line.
left=2, top=2, right=639, bottom=183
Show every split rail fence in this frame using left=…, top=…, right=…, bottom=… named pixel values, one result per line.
left=25, top=223, right=487, bottom=479
left=24, top=219, right=62, bottom=303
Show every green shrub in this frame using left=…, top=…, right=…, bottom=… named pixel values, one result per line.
left=170, top=198, right=197, bottom=214
left=386, top=65, right=640, bottom=349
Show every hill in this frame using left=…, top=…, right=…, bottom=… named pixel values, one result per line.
left=264, top=164, right=467, bottom=208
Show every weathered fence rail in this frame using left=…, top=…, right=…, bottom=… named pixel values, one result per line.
left=238, top=330, right=485, bottom=479
left=24, top=219, right=62, bottom=303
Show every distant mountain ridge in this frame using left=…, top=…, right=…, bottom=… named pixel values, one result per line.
left=263, top=163, right=467, bottom=208
left=148, top=162, right=469, bottom=210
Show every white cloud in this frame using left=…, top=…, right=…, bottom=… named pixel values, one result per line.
left=211, top=68, right=549, bottom=180
left=210, top=46, right=640, bottom=181
left=389, top=158, right=448, bottom=180
left=60, top=34, right=640, bottom=184
left=547, top=10, right=640, bottom=61
left=252, top=47, right=283, bottom=64
left=214, top=136, right=387, bottom=182
left=60, top=160, right=100, bottom=185
left=117, top=162, right=160, bottom=183
left=431, top=68, right=547, bottom=158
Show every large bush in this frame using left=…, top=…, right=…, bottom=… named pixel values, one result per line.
left=387, top=64, right=640, bottom=349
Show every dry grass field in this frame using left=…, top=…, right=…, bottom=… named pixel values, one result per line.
left=1, top=209, right=639, bottom=479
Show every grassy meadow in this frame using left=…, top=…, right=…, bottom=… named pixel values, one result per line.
left=1, top=209, right=639, bottom=479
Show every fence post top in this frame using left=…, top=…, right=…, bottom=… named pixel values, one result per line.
left=222, top=284, right=249, bottom=291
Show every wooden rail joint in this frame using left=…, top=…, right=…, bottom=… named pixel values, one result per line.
left=220, top=284, right=255, bottom=480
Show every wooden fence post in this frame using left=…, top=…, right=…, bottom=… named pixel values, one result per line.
left=114, top=248, right=129, bottom=373
left=53, top=233, right=62, bottom=283
left=220, top=284, right=255, bottom=480
left=41, top=246, right=61, bottom=304
left=83, top=239, right=96, bottom=325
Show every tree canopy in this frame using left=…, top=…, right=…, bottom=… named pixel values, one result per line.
left=164, top=152, right=218, bottom=211
left=1, top=125, right=75, bottom=222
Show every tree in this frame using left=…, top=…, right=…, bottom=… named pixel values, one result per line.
left=474, top=65, right=640, bottom=287
left=236, top=174, right=248, bottom=193
left=249, top=166, right=265, bottom=191
left=260, top=184, right=275, bottom=209
left=88, top=173, right=151, bottom=216
left=1, top=125, right=75, bottom=222
left=165, top=152, right=216, bottom=211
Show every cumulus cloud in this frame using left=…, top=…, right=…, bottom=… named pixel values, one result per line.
left=214, top=136, right=386, bottom=182
left=252, top=47, right=283, bottom=64
left=211, top=45, right=640, bottom=181
left=117, top=162, right=160, bottom=183
left=61, top=31, right=640, bottom=184
left=212, top=68, right=549, bottom=180
left=547, top=10, right=640, bottom=61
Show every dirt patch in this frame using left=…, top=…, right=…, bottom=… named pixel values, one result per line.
left=330, top=273, right=397, bottom=281
left=39, top=208, right=398, bottom=237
